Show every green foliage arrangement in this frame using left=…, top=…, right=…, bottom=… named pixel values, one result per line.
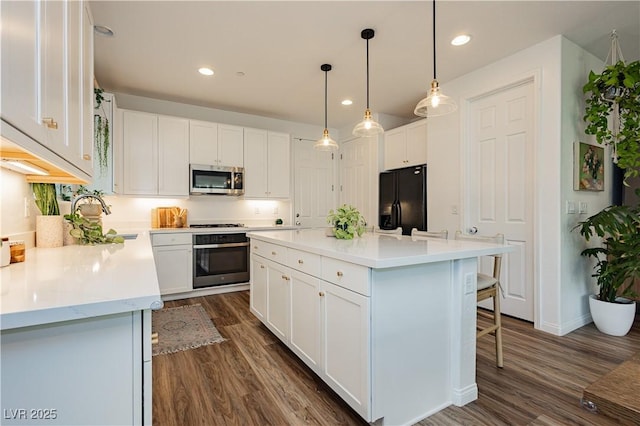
left=327, top=204, right=366, bottom=240
left=32, top=183, right=60, bottom=215
left=574, top=200, right=640, bottom=303
left=64, top=213, right=124, bottom=245
left=74, top=185, right=105, bottom=205
left=582, top=60, right=640, bottom=180
left=94, top=87, right=110, bottom=174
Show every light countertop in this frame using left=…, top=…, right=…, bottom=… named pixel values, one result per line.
left=247, top=228, right=513, bottom=269
left=0, top=230, right=162, bottom=331
left=149, top=224, right=297, bottom=234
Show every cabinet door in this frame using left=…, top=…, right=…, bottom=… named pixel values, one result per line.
left=158, top=116, right=189, bottom=196
left=290, top=270, right=322, bottom=373
left=267, top=132, right=290, bottom=198
left=122, top=110, right=158, bottom=195
left=153, top=244, right=193, bottom=295
left=218, top=124, right=244, bottom=166
left=322, top=280, right=370, bottom=419
left=383, top=127, right=407, bottom=171
left=80, top=2, right=95, bottom=176
left=0, top=0, right=47, bottom=143
left=243, top=128, right=268, bottom=198
left=41, top=0, right=68, bottom=154
left=66, top=0, right=87, bottom=174
left=189, top=120, right=218, bottom=165
left=405, top=120, right=427, bottom=167
left=250, top=256, right=268, bottom=321
left=266, top=262, right=290, bottom=342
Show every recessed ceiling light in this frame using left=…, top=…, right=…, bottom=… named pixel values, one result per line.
left=198, top=67, right=214, bottom=76
left=341, top=99, right=353, bottom=106
left=451, top=34, right=471, bottom=46
left=94, top=25, right=114, bottom=37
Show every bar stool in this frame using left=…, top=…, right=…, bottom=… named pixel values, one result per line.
left=410, top=228, right=448, bottom=240
left=454, top=230, right=505, bottom=368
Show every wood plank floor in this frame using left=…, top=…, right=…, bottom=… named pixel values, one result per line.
left=153, top=291, right=640, bottom=426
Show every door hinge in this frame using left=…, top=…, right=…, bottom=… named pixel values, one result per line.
left=340, top=185, right=343, bottom=191
left=331, top=184, right=334, bottom=191
left=340, top=154, right=343, bottom=160
left=331, top=153, right=334, bottom=160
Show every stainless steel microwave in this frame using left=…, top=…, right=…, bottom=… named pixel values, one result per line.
left=190, top=164, right=244, bottom=195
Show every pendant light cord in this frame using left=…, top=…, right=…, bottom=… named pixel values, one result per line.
left=324, top=69, right=328, bottom=129
left=432, top=0, right=437, bottom=80
left=366, top=38, right=370, bottom=109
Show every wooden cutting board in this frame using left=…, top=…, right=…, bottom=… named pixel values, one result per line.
left=151, top=207, right=187, bottom=228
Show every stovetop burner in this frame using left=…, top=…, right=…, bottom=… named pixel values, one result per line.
left=189, top=223, right=245, bottom=228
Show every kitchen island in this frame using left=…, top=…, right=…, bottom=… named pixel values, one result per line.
left=247, top=228, right=512, bottom=425
left=0, top=231, right=162, bottom=425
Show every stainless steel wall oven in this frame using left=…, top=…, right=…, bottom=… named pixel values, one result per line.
left=192, top=232, right=250, bottom=288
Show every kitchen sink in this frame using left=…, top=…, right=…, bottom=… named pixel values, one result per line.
left=117, top=233, right=138, bottom=240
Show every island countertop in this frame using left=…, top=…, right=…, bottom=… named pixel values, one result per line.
left=247, top=228, right=512, bottom=269
left=0, top=230, right=162, bottom=331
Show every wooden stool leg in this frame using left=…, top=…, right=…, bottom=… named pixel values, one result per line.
left=494, top=289, right=503, bottom=368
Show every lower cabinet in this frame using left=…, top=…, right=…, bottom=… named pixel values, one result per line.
left=250, top=246, right=370, bottom=420
left=0, top=310, right=152, bottom=425
left=151, top=233, right=193, bottom=295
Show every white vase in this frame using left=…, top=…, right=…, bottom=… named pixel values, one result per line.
left=36, top=215, right=63, bottom=248
left=589, top=294, right=636, bottom=336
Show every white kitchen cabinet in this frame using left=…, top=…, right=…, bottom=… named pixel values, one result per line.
left=189, top=121, right=244, bottom=167
left=251, top=244, right=370, bottom=419
left=1, top=310, right=152, bottom=425
left=266, top=261, right=290, bottom=342
left=383, top=119, right=427, bottom=170
left=151, top=233, right=193, bottom=295
left=122, top=110, right=188, bottom=196
left=244, top=128, right=290, bottom=198
left=250, top=256, right=268, bottom=321
left=0, top=0, right=94, bottom=179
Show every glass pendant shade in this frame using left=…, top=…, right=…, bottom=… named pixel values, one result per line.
left=414, top=79, right=457, bottom=117
left=353, top=109, right=384, bottom=137
left=314, top=128, right=338, bottom=150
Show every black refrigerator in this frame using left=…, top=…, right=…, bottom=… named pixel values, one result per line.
left=379, top=164, right=427, bottom=235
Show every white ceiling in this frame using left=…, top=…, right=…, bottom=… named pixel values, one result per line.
left=90, top=1, right=640, bottom=130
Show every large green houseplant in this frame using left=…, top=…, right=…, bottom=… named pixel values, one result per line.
left=574, top=201, right=640, bottom=335
left=582, top=59, right=640, bottom=180
left=32, top=183, right=63, bottom=248
left=327, top=204, right=366, bottom=240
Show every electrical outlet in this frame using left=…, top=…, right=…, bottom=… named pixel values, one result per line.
left=578, top=201, right=588, bottom=214
left=451, top=205, right=458, bottom=215
left=464, top=273, right=475, bottom=294
left=254, top=207, right=260, bottom=215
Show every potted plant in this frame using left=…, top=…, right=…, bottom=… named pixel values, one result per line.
left=74, top=186, right=106, bottom=219
left=327, top=204, right=367, bottom=240
left=63, top=213, right=124, bottom=245
left=94, top=87, right=110, bottom=174
left=582, top=59, right=640, bottom=181
left=32, top=183, right=63, bottom=248
left=574, top=201, right=640, bottom=336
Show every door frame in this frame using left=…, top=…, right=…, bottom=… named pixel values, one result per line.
left=459, top=70, right=541, bottom=329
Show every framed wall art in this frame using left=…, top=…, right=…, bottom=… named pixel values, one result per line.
left=574, top=141, right=604, bottom=191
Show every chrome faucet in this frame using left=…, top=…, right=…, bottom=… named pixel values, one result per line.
left=71, top=194, right=112, bottom=215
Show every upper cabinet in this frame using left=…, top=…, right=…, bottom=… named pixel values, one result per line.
left=189, top=121, right=243, bottom=167
left=0, top=0, right=94, bottom=181
left=121, top=110, right=189, bottom=197
left=383, top=120, right=427, bottom=171
left=244, top=129, right=290, bottom=199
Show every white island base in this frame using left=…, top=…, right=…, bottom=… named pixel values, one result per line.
left=247, top=229, right=511, bottom=425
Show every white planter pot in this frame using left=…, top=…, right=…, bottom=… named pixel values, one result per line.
left=589, top=294, right=636, bottom=336
left=36, top=215, right=63, bottom=248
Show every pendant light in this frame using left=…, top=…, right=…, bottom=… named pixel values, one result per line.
left=414, top=0, right=457, bottom=117
left=353, top=28, right=384, bottom=137
left=314, top=64, right=338, bottom=151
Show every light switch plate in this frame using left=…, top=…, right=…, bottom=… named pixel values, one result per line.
left=566, top=201, right=576, bottom=214
left=579, top=201, right=588, bottom=214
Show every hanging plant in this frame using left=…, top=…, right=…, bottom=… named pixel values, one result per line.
left=582, top=59, right=640, bottom=181
left=94, top=87, right=110, bottom=174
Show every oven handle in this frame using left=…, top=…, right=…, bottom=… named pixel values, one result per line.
left=193, top=242, right=250, bottom=249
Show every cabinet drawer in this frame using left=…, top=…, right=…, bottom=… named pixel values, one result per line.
left=287, top=248, right=321, bottom=277
left=151, top=232, right=192, bottom=246
left=321, top=257, right=370, bottom=296
left=251, top=239, right=287, bottom=263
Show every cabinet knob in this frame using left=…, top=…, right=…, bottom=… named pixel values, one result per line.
left=260, top=264, right=265, bottom=269
left=42, top=117, right=58, bottom=129
left=298, top=259, right=304, bottom=264
left=319, top=291, right=325, bottom=297
left=271, top=251, right=277, bottom=255
left=336, top=271, right=343, bottom=277
left=83, top=154, right=92, bottom=160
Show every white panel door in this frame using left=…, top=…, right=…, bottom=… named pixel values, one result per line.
left=293, top=139, right=336, bottom=227
left=466, top=80, right=535, bottom=321
left=158, top=116, right=189, bottom=196
left=340, top=137, right=373, bottom=227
